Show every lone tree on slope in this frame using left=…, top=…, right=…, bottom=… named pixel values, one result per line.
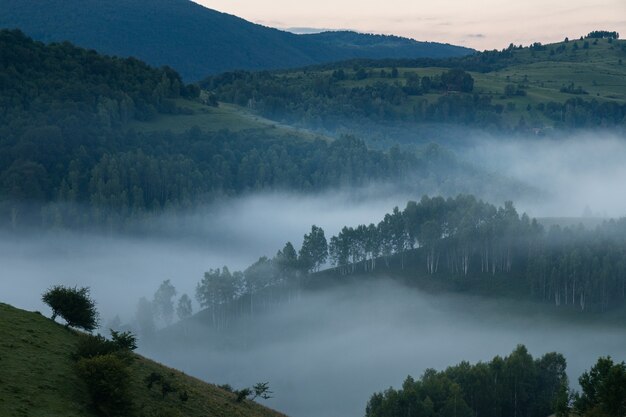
left=42, top=285, right=99, bottom=331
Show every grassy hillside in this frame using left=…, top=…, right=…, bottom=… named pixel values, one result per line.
left=203, top=37, right=626, bottom=136
left=127, top=99, right=331, bottom=142
left=0, top=0, right=472, bottom=81
left=0, top=303, right=287, bottom=417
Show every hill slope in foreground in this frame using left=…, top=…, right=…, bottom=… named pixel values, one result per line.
left=0, top=303, right=286, bottom=417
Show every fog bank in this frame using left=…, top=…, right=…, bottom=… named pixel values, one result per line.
left=145, top=280, right=626, bottom=417
left=464, top=133, right=626, bottom=218
left=0, top=188, right=418, bottom=321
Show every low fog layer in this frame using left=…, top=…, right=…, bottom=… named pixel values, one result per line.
left=464, top=132, right=626, bottom=218
left=145, top=280, right=626, bottom=417
left=3, top=132, right=626, bottom=417
left=0, top=189, right=417, bottom=320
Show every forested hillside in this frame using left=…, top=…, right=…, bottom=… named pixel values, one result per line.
left=180, top=195, right=626, bottom=332
left=0, top=0, right=472, bottom=81
left=203, top=32, right=626, bottom=141
left=0, top=31, right=514, bottom=229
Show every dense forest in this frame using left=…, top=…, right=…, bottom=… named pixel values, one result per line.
left=0, top=30, right=488, bottom=229
left=365, top=346, right=626, bottom=417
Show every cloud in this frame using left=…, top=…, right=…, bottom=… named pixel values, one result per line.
left=283, top=27, right=344, bottom=34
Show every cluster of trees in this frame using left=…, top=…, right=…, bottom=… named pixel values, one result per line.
left=575, top=356, right=626, bottom=416
left=366, top=345, right=569, bottom=417
left=540, top=97, right=626, bottom=128
left=134, top=280, right=193, bottom=337
left=586, top=31, right=620, bottom=39
left=320, top=195, right=626, bottom=312
left=366, top=346, right=626, bottom=417
left=202, top=69, right=503, bottom=128
left=328, top=195, right=542, bottom=276
left=193, top=238, right=311, bottom=328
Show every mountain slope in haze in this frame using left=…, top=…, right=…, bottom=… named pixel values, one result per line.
left=304, top=31, right=473, bottom=59
left=0, top=302, right=287, bottom=417
left=0, top=0, right=473, bottom=80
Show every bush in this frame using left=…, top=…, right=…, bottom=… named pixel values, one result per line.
left=218, top=384, right=233, bottom=392
left=235, top=388, right=252, bottom=403
left=75, top=330, right=138, bottom=361
left=75, top=334, right=118, bottom=360
left=42, top=285, right=98, bottom=331
left=76, top=354, right=133, bottom=417
left=110, top=330, right=137, bottom=351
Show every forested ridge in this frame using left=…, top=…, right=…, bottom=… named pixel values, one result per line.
left=0, top=30, right=483, bottom=229
left=185, top=196, right=626, bottom=331
left=0, top=0, right=472, bottom=81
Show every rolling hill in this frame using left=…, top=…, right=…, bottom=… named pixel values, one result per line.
left=0, top=302, right=287, bottom=417
left=202, top=36, right=626, bottom=140
left=0, top=0, right=473, bottom=81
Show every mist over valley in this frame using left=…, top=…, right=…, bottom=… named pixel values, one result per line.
left=0, top=7, right=625, bottom=417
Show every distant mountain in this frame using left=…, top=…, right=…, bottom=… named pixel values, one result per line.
left=0, top=0, right=473, bottom=80
left=303, top=31, right=472, bottom=59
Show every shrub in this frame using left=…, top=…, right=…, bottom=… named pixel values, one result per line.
left=235, top=388, right=252, bottom=403
left=75, top=334, right=118, bottom=360
left=218, top=383, right=233, bottom=392
left=75, top=330, right=138, bottom=361
left=76, top=354, right=133, bottom=417
left=42, top=285, right=98, bottom=331
left=110, top=330, right=137, bottom=351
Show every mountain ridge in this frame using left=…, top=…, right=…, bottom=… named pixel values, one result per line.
left=0, top=0, right=473, bottom=80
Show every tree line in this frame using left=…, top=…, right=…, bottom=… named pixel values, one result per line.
left=188, top=195, right=626, bottom=324
left=323, top=195, right=626, bottom=312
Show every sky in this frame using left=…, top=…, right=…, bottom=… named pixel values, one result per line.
left=195, top=0, right=626, bottom=50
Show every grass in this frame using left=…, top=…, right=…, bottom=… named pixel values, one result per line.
left=0, top=303, right=287, bottom=417
left=128, top=99, right=330, bottom=142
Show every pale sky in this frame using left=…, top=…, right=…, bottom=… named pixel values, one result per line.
left=194, top=0, right=626, bottom=50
